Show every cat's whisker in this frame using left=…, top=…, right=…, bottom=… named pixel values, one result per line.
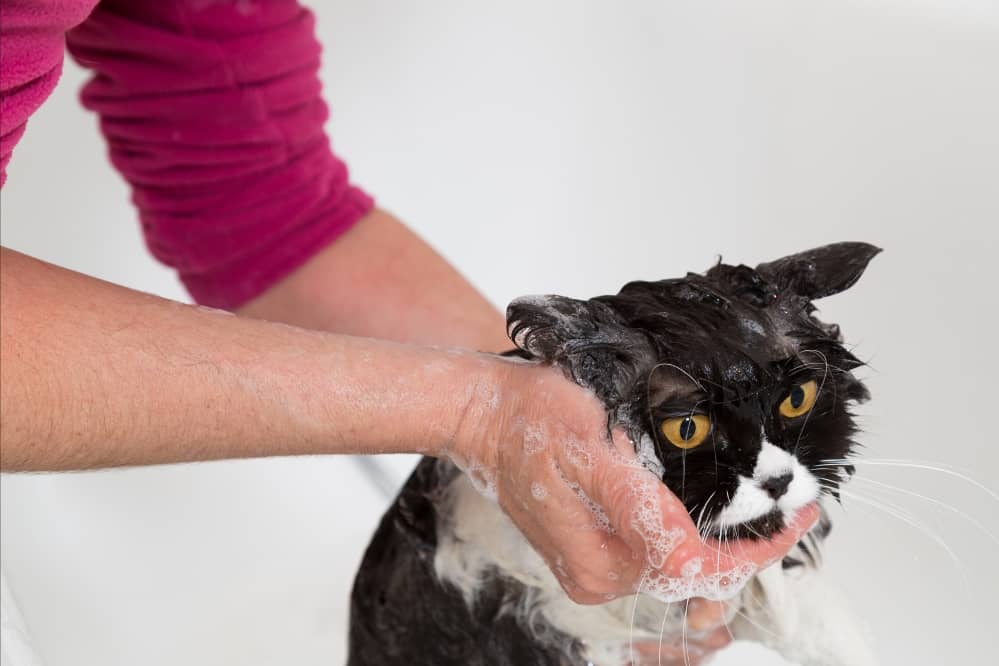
left=816, top=480, right=881, bottom=522
left=681, top=448, right=687, bottom=504
left=717, top=539, right=785, bottom=642
left=630, top=567, right=649, bottom=666
left=714, top=522, right=725, bottom=581
left=718, top=600, right=737, bottom=643
left=657, top=600, right=675, bottom=666
left=721, top=538, right=765, bottom=606
left=792, top=350, right=830, bottom=457
left=815, top=458, right=999, bottom=504
left=728, top=604, right=783, bottom=641
left=788, top=351, right=852, bottom=370
left=681, top=597, right=691, bottom=666
left=849, top=475, right=999, bottom=548
left=695, top=492, right=716, bottom=539
left=835, top=487, right=971, bottom=594
left=711, top=426, right=720, bottom=495
left=744, top=579, right=773, bottom=620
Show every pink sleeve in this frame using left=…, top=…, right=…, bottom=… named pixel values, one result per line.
left=0, top=1, right=98, bottom=187
left=66, top=0, right=375, bottom=308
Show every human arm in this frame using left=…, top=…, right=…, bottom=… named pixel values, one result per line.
left=0, top=242, right=814, bottom=600
left=54, top=0, right=814, bottom=623
left=0, top=245, right=500, bottom=470
left=235, top=208, right=819, bottom=607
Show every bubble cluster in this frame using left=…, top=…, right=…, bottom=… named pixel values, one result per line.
left=531, top=482, right=548, bottom=501
left=523, top=424, right=548, bottom=455
left=680, top=556, right=703, bottom=578
left=640, top=561, right=757, bottom=603
left=624, top=471, right=686, bottom=569
left=563, top=437, right=595, bottom=468
left=466, top=466, right=498, bottom=501
left=420, top=358, right=455, bottom=376
left=634, top=433, right=665, bottom=478
left=450, top=451, right=498, bottom=502
left=565, top=480, right=613, bottom=532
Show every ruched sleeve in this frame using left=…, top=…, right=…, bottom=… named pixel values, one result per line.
left=66, top=0, right=374, bottom=308
left=1, top=0, right=98, bottom=188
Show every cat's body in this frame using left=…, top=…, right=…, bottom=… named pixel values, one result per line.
left=349, top=243, right=881, bottom=665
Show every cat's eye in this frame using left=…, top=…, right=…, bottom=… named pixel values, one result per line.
left=660, top=414, right=711, bottom=449
left=779, top=380, right=818, bottom=418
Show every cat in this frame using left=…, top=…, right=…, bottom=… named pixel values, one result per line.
left=348, top=242, right=880, bottom=665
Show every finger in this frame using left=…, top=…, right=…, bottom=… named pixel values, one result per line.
left=505, top=486, right=645, bottom=600
left=685, top=598, right=728, bottom=631
left=501, top=507, right=602, bottom=603
left=700, top=503, right=820, bottom=574
left=589, top=430, right=701, bottom=575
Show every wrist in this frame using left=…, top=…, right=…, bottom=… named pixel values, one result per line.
left=433, top=351, right=517, bottom=466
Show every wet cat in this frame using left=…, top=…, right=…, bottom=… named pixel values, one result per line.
left=349, top=242, right=880, bottom=665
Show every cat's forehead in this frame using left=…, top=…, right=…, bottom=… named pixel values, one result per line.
left=607, top=271, right=815, bottom=397
left=609, top=273, right=797, bottom=354
left=506, top=243, right=877, bottom=413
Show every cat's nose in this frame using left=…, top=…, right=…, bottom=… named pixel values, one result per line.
left=760, top=472, right=793, bottom=499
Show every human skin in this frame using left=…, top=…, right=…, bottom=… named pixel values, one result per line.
left=0, top=209, right=816, bottom=659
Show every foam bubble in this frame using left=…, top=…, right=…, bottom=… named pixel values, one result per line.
left=565, top=480, right=613, bottom=533
left=640, top=561, right=757, bottom=604
left=531, top=482, right=548, bottom=501
left=625, top=471, right=686, bottom=569
left=466, top=467, right=498, bottom=501
left=449, top=452, right=498, bottom=502
left=680, top=557, right=703, bottom=578
left=635, top=433, right=666, bottom=478
left=523, top=424, right=547, bottom=455
left=421, top=358, right=455, bottom=375
left=564, top=437, right=595, bottom=468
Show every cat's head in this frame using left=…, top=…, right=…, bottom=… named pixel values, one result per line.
left=507, top=242, right=879, bottom=540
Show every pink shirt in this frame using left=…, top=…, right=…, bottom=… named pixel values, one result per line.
left=1, top=0, right=374, bottom=309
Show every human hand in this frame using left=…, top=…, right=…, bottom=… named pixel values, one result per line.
left=448, top=359, right=820, bottom=607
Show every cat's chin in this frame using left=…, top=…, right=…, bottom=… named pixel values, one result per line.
left=707, top=508, right=786, bottom=541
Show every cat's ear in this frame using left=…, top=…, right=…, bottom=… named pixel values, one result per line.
left=756, top=242, right=881, bottom=300
left=506, top=295, right=655, bottom=406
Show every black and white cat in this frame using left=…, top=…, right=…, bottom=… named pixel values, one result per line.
left=349, top=242, right=880, bottom=665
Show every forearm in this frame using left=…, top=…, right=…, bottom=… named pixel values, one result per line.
left=237, top=209, right=511, bottom=352
left=0, top=248, right=499, bottom=471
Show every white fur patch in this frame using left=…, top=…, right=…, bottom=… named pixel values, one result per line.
left=435, top=473, right=682, bottom=665
left=434, top=435, right=823, bottom=664
left=712, top=441, right=820, bottom=529
left=735, top=559, right=879, bottom=665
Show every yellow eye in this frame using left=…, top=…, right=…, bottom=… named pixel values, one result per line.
left=660, top=414, right=711, bottom=449
left=779, top=380, right=818, bottom=418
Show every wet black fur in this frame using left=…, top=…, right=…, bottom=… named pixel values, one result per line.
left=349, top=458, right=578, bottom=666
left=349, top=242, right=879, bottom=665
left=507, top=242, right=879, bottom=539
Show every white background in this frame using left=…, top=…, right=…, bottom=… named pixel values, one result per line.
left=2, top=1, right=998, bottom=664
